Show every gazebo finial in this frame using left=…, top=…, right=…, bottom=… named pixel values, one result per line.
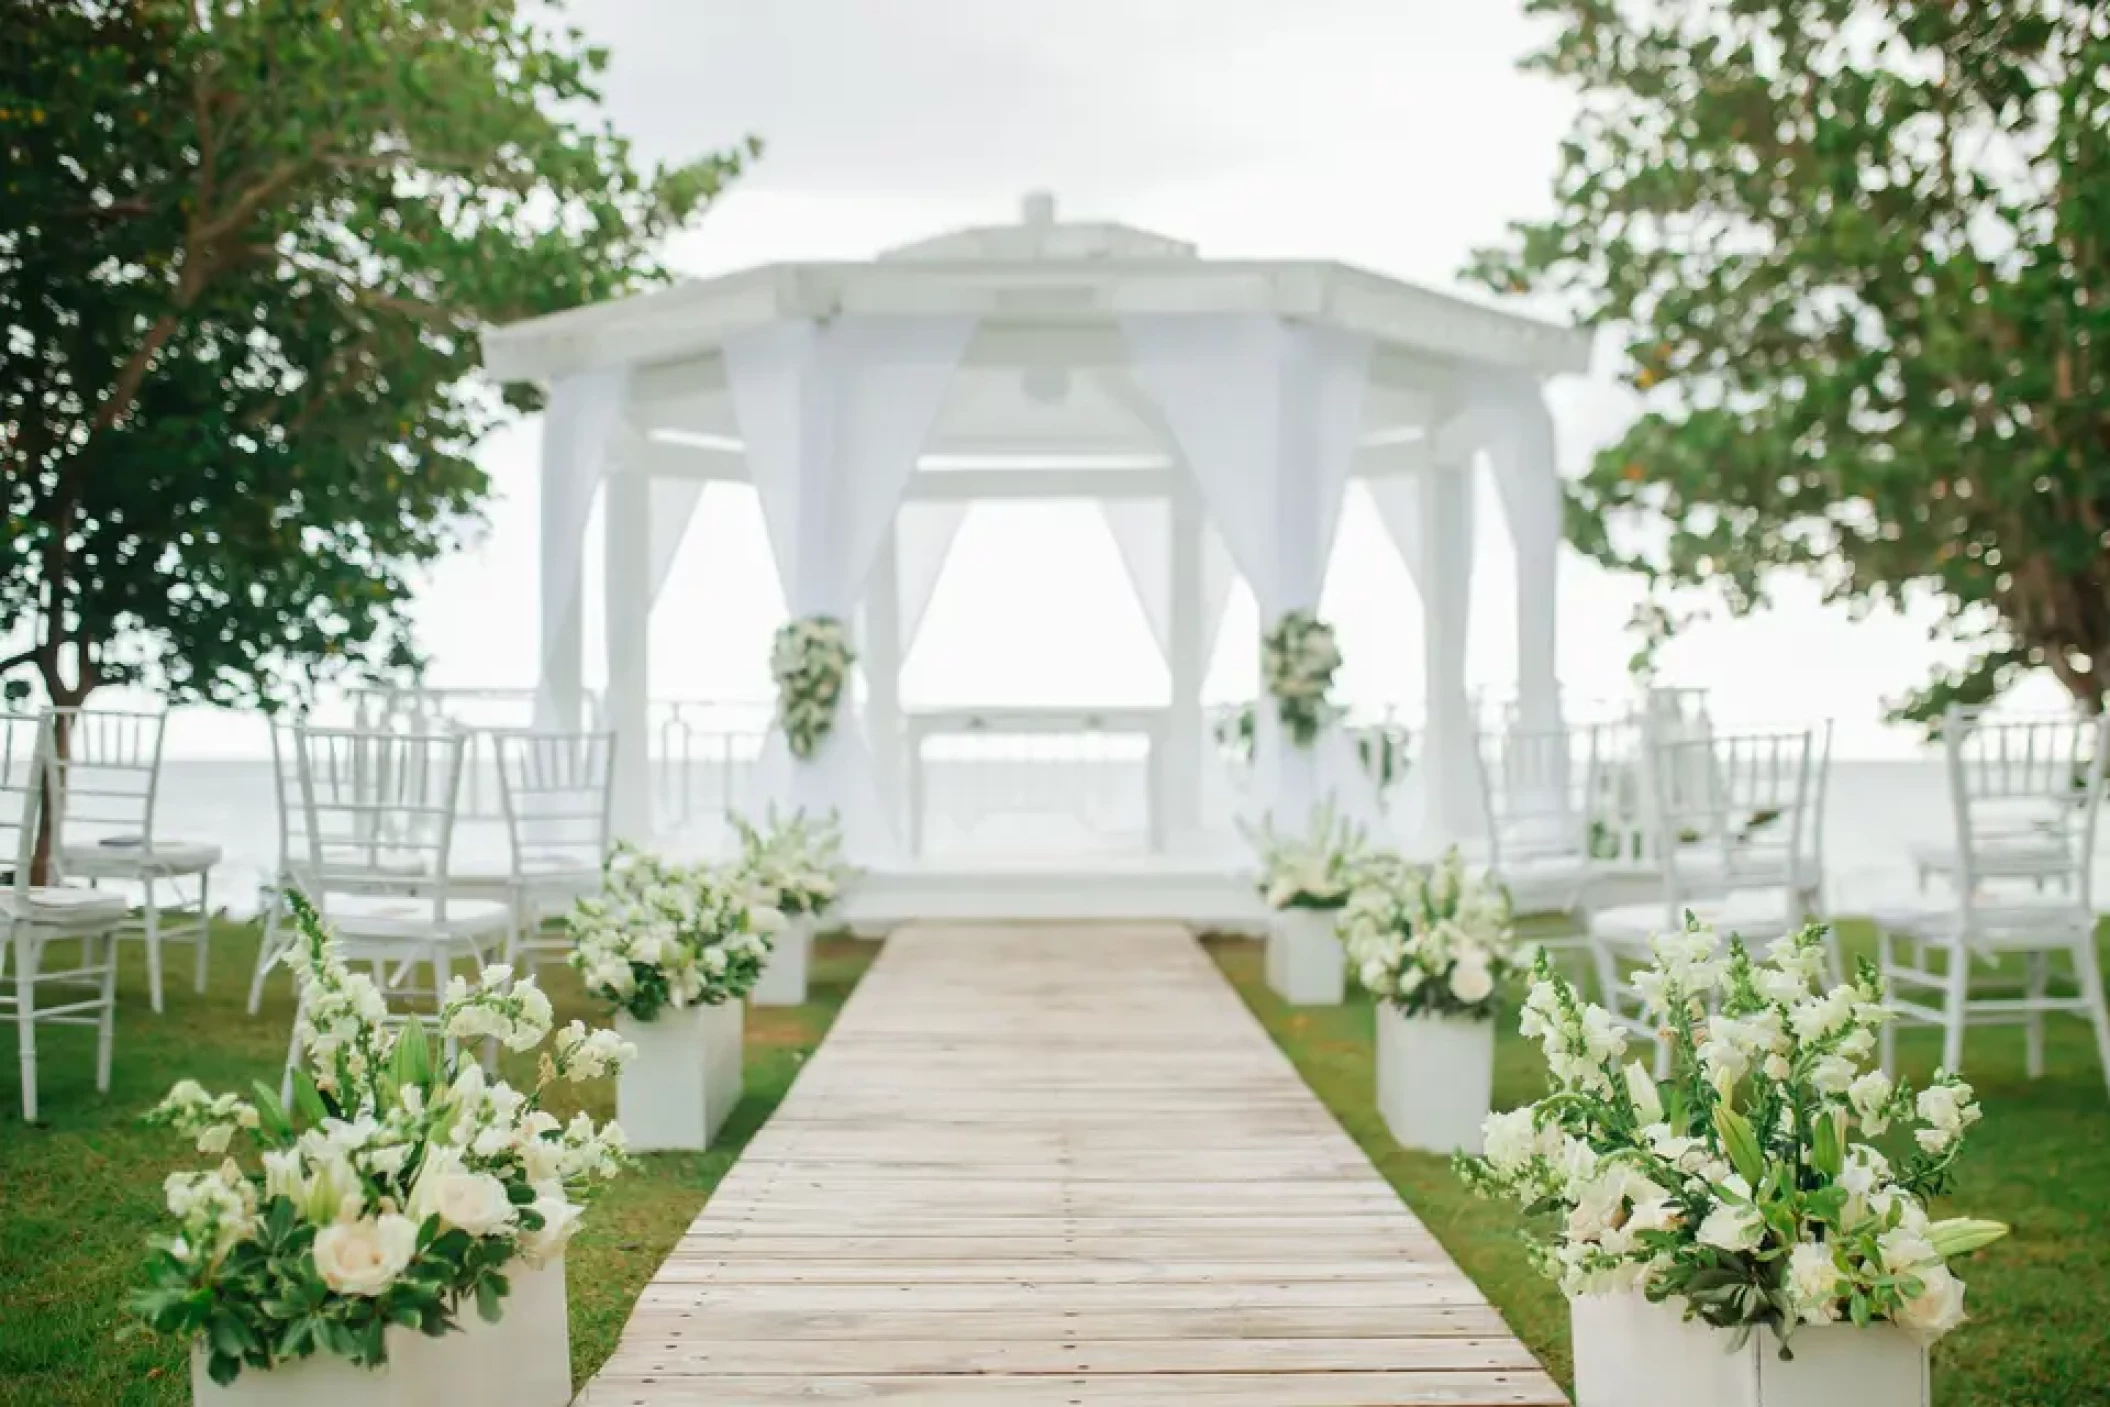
left=1021, top=190, right=1057, bottom=228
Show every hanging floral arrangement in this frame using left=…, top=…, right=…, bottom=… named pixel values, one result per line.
left=1260, top=610, right=1342, bottom=748
left=770, top=615, right=855, bottom=760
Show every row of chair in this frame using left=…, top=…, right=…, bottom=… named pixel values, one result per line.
left=1476, top=708, right=2110, bottom=1093
left=1, top=710, right=616, bottom=1121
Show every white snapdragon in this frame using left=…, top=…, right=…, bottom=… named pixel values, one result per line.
left=1913, top=1077, right=1981, bottom=1154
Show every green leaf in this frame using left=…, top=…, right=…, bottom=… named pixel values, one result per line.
left=249, top=1081, right=294, bottom=1141
left=390, top=1016, right=432, bottom=1092
left=1810, top=1107, right=1844, bottom=1179
left=290, top=1070, right=329, bottom=1126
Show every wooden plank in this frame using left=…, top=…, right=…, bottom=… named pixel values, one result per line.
left=583, top=923, right=1562, bottom=1406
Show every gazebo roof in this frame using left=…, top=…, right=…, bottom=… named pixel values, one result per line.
left=482, top=193, right=1592, bottom=386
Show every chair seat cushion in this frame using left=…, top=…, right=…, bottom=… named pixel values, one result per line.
left=1492, top=854, right=1593, bottom=916
left=1908, top=838, right=2068, bottom=879
left=65, top=839, right=223, bottom=876
left=318, top=894, right=514, bottom=941
left=1873, top=901, right=2092, bottom=949
left=1590, top=891, right=1797, bottom=946
left=0, top=886, right=130, bottom=927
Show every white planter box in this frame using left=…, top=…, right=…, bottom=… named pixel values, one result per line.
left=1266, top=907, right=1345, bottom=1005
left=616, top=1002, right=744, bottom=1152
left=749, top=915, right=813, bottom=1007
left=191, top=1258, right=571, bottom=1407
left=1375, top=1004, right=1494, bottom=1155
left=1571, top=1292, right=1930, bottom=1407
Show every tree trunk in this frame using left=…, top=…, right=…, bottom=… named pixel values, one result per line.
left=28, top=659, right=94, bottom=888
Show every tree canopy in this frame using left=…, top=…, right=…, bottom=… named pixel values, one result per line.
left=1, top=0, right=758, bottom=710
left=1477, top=1, right=2110, bottom=720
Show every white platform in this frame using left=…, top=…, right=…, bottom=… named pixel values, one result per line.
left=839, top=855, right=1267, bottom=930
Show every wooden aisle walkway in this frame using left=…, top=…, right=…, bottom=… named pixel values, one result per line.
left=584, top=925, right=1565, bottom=1406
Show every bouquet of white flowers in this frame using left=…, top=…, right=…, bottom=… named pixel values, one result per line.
left=568, top=845, right=783, bottom=1020
left=1343, top=848, right=1518, bottom=1018
left=1459, top=920, right=2005, bottom=1352
left=771, top=615, right=855, bottom=759
left=1260, top=610, right=1342, bottom=748
left=132, top=894, right=632, bottom=1386
left=1245, top=802, right=1368, bottom=910
left=732, top=807, right=855, bottom=917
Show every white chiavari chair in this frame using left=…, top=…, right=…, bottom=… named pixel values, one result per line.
left=1, top=712, right=125, bottom=1121
left=1474, top=722, right=1600, bottom=951
left=1589, top=724, right=1835, bottom=1053
left=490, top=730, right=615, bottom=972
left=1875, top=709, right=2110, bottom=1094
left=47, top=707, right=221, bottom=1013
left=281, top=726, right=514, bottom=1095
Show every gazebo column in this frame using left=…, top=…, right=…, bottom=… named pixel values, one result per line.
left=603, top=463, right=653, bottom=841
left=1419, top=457, right=1484, bottom=846
left=1500, top=388, right=1564, bottom=735
left=1164, top=478, right=1206, bottom=850
left=536, top=367, right=630, bottom=730
left=863, top=531, right=905, bottom=844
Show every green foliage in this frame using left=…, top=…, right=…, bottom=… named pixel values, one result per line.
left=1478, top=3, right=2110, bottom=722
left=0, top=0, right=758, bottom=708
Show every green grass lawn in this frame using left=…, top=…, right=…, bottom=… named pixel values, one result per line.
left=0, top=919, right=876, bottom=1406
left=1206, top=921, right=2110, bottom=1407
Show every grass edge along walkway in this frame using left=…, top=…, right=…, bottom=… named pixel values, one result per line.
left=1205, top=921, right=2110, bottom=1407
left=0, top=920, right=879, bottom=1407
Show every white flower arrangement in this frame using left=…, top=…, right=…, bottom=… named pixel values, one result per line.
left=1458, top=919, right=2006, bottom=1352
left=567, top=844, right=784, bottom=1021
left=132, top=893, right=632, bottom=1386
left=732, top=807, right=855, bottom=917
left=1342, top=848, right=1519, bottom=1018
left=1245, top=801, right=1369, bottom=911
left=1260, top=610, right=1342, bottom=748
left=770, top=614, right=855, bottom=760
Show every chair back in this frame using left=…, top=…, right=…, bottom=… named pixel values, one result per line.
left=493, top=731, right=615, bottom=879
left=1943, top=707, right=2108, bottom=911
left=0, top=712, right=53, bottom=900
left=43, top=708, right=168, bottom=861
left=292, top=726, right=466, bottom=909
left=1476, top=724, right=1592, bottom=875
left=1644, top=723, right=1815, bottom=913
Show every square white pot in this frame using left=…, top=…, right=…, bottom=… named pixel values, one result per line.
left=1375, top=1004, right=1495, bottom=1155
left=190, top=1258, right=571, bottom=1407
left=749, top=915, right=813, bottom=1007
left=1266, top=907, right=1344, bottom=1005
left=1571, top=1292, right=1930, bottom=1407
left=616, top=1002, right=744, bottom=1152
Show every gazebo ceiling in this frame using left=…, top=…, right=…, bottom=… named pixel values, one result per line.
left=482, top=193, right=1592, bottom=386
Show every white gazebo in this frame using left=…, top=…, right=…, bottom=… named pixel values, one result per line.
left=482, top=194, right=1589, bottom=917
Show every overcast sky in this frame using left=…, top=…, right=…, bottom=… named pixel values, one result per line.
left=158, top=0, right=2051, bottom=757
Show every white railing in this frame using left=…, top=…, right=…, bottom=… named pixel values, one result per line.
left=906, top=708, right=1165, bottom=858
left=652, top=699, right=770, bottom=838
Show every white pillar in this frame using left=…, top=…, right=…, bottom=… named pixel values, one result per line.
left=864, top=530, right=904, bottom=847
left=603, top=465, right=653, bottom=841
left=1166, top=476, right=1205, bottom=849
left=1508, top=390, right=1564, bottom=734
left=1420, top=457, right=1484, bottom=846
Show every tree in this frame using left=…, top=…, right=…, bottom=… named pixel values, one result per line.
left=1, top=0, right=759, bottom=715
left=1475, top=2, right=2110, bottom=721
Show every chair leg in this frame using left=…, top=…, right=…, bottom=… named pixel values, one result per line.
left=1940, top=941, right=1970, bottom=1076
left=96, top=930, right=118, bottom=1094
left=16, top=933, right=40, bottom=1123
left=1876, top=924, right=1897, bottom=1077
left=2025, top=952, right=2048, bottom=1081
left=193, top=871, right=213, bottom=994
left=142, top=882, right=166, bottom=1015
left=247, top=889, right=284, bottom=1016
left=2070, top=935, right=2110, bottom=1100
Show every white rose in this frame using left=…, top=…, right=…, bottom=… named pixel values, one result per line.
left=1788, top=1241, right=1844, bottom=1323
left=1892, top=1263, right=1968, bottom=1343
left=1481, top=1108, right=1538, bottom=1172
left=1696, top=1200, right=1765, bottom=1253
left=517, top=1186, right=584, bottom=1266
left=313, top=1214, right=418, bottom=1297
left=409, top=1149, right=519, bottom=1237
left=1448, top=956, right=1495, bottom=1005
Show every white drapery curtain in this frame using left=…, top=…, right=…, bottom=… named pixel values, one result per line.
left=1097, top=501, right=1237, bottom=672
left=896, top=499, right=970, bottom=659
left=646, top=478, right=707, bottom=609
left=1119, top=313, right=1378, bottom=832
left=724, top=315, right=976, bottom=860
left=536, top=366, right=632, bottom=728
